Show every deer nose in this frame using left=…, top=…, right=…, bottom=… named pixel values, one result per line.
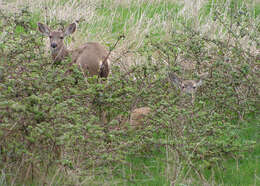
left=51, top=43, right=57, bottom=48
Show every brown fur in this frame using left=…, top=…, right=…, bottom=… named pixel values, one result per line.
left=130, top=107, right=151, bottom=126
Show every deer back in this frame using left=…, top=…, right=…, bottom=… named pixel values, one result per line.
left=72, top=42, right=109, bottom=77
left=130, top=107, right=151, bottom=126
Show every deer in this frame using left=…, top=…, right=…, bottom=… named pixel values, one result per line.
left=130, top=107, right=151, bottom=127
left=168, top=72, right=208, bottom=103
left=37, top=22, right=110, bottom=78
left=107, top=107, right=152, bottom=129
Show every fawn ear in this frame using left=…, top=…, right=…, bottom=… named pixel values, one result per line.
left=64, top=23, right=76, bottom=36
left=196, top=72, right=208, bottom=87
left=196, top=79, right=203, bottom=87
left=168, top=72, right=181, bottom=88
left=198, top=72, right=209, bottom=79
left=38, top=23, right=50, bottom=36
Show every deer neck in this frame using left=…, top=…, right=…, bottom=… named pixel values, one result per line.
left=51, top=44, right=70, bottom=62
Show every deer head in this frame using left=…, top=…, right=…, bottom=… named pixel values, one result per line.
left=168, top=72, right=208, bottom=103
left=38, top=22, right=76, bottom=61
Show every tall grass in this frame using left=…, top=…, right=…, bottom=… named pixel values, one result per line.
left=1, top=0, right=258, bottom=64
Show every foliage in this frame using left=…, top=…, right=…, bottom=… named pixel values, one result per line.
left=0, top=2, right=259, bottom=185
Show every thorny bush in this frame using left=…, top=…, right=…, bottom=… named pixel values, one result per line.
left=0, top=8, right=259, bottom=184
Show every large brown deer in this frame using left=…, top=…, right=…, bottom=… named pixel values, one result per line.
left=38, top=22, right=110, bottom=78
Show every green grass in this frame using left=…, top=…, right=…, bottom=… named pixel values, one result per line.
left=113, top=114, right=260, bottom=185
left=206, top=115, right=260, bottom=185
left=82, top=0, right=181, bottom=41
left=119, top=152, right=169, bottom=185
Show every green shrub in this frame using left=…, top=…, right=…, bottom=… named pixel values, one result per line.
left=0, top=5, right=258, bottom=185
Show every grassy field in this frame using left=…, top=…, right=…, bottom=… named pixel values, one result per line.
left=0, top=0, right=259, bottom=185
left=108, top=114, right=260, bottom=186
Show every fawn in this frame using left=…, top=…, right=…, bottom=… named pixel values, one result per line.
left=168, top=72, right=208, bottom=103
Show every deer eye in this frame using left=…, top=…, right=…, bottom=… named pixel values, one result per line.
left=49, top=36, right=52, bottom=39
left=193, top=86, right=196, bottom=89
left=60, top=36, right=64, bottom=39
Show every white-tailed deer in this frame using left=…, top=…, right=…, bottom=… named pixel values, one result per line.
left=168, top=72, right=208, bottom=103
left=38, top=22, right=110, bottom=78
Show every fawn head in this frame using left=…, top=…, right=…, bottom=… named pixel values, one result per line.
left=38, top=22, right=76, bottom=56
left=168, top=72, right=203, bottom=94
left=168, top=72, right=206, bottom=103
left=169, top=72, right=208, bottom=101
left=180, top=80, right=202, bottom=94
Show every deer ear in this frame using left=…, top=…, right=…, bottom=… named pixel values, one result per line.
left=198, top=72, right=209, bottom=79
left=64, top=23, right=76, bottom=36
left=38, top=23, right=50, bottom=36
left=196, top=79, right=203, bottom=87
left=168, top=72, right=181, bottom=87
